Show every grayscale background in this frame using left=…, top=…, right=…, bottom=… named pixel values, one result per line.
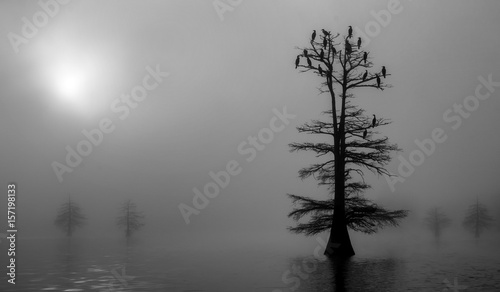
left=0, top=1, right=499, bottom=291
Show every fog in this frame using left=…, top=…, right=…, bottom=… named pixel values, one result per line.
left=0, top=0, right=499, bottom=291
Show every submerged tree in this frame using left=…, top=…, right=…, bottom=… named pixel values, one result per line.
left=463, top=197, right=493, bottom=239
left=289, top=27, right=408, bottom=257
left=55, top=195, right=86, bottom=237
left=116, top=199, right=145, bottom=238
left=424, top=207, right=451, bottom=240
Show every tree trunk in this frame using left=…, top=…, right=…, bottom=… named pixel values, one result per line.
left=324, top=156, right=355, bottom=257
left=324, top=80, right=355, bottom=257
left=126, top=203, right=130, bottom=238
left=325, top=219, right=355, bottom=257
left=475, top=198, right=479, bottom=239
left=68, top=198, right=72, bottom=237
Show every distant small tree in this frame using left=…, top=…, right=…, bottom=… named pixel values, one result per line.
left=55, top=195, right=86, bottom=237
left=424, top=207, right=451, bottom=240
left=463, top=197, right=493, bottom=239
left=498, top=208, right=500, bottom=232
left=116, top=200, right=144, bottom=238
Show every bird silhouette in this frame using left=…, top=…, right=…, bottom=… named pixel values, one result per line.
left=357, top=37, right=362, bottom=49
left=363, top=129, right=368, bottom=139
left=322, top=29, right=330, bottom=36
left=382, top=66, right=387, bottom=78
left=331, top=46, right=337, bottom=56
left=372, top=115, right=376, bottom=128
left=362, top=70, right=367, bottom=81
left=363, top=52, right=368, bottom=64
left=311, top=30, right=316, bottom=42
left=320, top=49, right=324, bottom=60
left=376, top=74, right=381, bottom=88
left=303, top=49, right=308, bottom=58
left=348, top=26, right=353, bottom=38
left=307, top=57, right=312, bottom=67
left=295, top=55, right=300, bottom=69
left=318, top=65, right=323, bottom=76
left=323, top=37, right=327, bottom=49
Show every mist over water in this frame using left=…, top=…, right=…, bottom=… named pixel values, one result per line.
left=1, top=229, right=499, bottom=291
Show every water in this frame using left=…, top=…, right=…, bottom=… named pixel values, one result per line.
left=1, top=236, right=499, bottom=291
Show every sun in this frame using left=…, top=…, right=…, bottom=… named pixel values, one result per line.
left=34, top=46, right=103, bottom=116
left=29, top=36, right=118, bottom=118
left=53, top=62, right=87, bottom=103
left=41, top=46, right=104, bottom=115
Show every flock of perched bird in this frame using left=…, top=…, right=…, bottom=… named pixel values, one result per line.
left=295, top=27, right=387, bottom=90
left=296, top=27, right=385, bottom=139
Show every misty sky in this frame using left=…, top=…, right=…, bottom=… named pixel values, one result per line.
left=1, top=0, right=499, bottom=241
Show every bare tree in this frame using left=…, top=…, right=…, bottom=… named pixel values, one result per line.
left=54, top=195, right=86, bottom=237
left=463, top=197, right=493, bottom=239
left=424, top=207, right=451, bottom=240
left=289, top=27, right=407, bottom=257
left=116, top=199, right=145, bottom=238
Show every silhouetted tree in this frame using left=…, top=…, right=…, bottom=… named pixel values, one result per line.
left=290, top=27, right=407, bottom=257
left=463, top=197, right=493, bottom=239
left=54, top=195, right=86, bottom=237
left=288, top=194, right=407, bottom=235
left=116, top=199, right=144, bottom=238
left=423, top=207, right=451, bottom=240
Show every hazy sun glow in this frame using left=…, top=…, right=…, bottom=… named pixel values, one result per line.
left=28, top=28, right=124, bottom=119
left=48, top=54, right=96, bottom=111
left=55, top=64, right=86, bottom=101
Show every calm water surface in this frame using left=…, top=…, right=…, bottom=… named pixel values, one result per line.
left=1, top=236, right=499, bottom=291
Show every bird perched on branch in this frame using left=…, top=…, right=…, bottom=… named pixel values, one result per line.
left=362, top=70, right=367, bottom=81
left=348, top=26, right=353, bottom=38
left=331, top=45, right=337, bottom=56
left=295, top=55, right=300, bottom=69
left=363, top=129, right=368, bottom=139
left=382, top=66, right=387, bottom=78
left=311, top=30, right=316, bottom=42
left=357, top=37, right=362, bottom=49
left=363, top=52, right=368, bottom=64
left=372, top=115, right=377, bottom=128
left=323, top=37, right=327, bottom=49
left=322, top=29, right=330, bottom=36
left=319, top=49, right=324, bottom=60
left=303, top=49, right=308, bottom=58
left=376, top=74, right=381, bottom=88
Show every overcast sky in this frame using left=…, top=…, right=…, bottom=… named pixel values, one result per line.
left=0, top=0, right=499, bottom=242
